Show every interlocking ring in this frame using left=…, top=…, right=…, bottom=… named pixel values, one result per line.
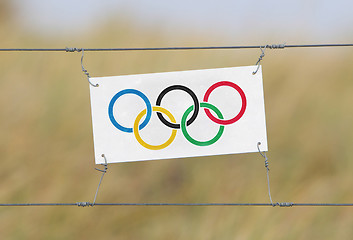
left=156, top=85, right=199, bottom=129
left=134, top=106, right=177, bottom=150
left=203, top=81, right=246, bottom=125
left=181, top=102, right=224, bottom=146
left=108, top=89, right=152, bottom=133
left=108, top=81, right=247, bottom=150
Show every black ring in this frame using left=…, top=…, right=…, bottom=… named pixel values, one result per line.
left=156, top=85, right=199, bottom=129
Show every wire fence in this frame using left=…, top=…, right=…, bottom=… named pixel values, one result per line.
left=1, top=42, right=353, bottom=207
left=0, top=43, right=352, bottom=52
left=1, top=202, right=353, bottom=207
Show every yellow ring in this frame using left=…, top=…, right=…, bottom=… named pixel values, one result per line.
left=134, top=106, right=177, bottom=150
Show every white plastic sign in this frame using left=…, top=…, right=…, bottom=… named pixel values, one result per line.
left=89, top=66, right=268, bottom=164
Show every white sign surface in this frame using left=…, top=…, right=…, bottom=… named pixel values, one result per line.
left=90, top=66, right=267, bottom=164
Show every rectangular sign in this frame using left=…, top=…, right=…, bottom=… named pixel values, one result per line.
left=89, top=66, right=267, bottom=164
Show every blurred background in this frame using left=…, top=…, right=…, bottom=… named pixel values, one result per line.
left=1, top=0, right=353, bottom=239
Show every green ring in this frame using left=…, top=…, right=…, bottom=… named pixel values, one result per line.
left=181, top=102, right=225, bottom=146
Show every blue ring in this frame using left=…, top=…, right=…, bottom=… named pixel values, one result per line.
left=108, top=89, right=152, bottom=133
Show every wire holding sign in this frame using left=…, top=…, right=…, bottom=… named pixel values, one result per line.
left=253, top=45, right=267, bottom=75
left=79, top=49, right=98, bottom=87
left=2, top=43, right=353, bottom=52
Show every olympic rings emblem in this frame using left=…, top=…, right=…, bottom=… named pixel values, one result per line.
left=108, top=81, right=247, bottom=150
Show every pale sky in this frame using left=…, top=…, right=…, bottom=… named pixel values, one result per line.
left=11, top=0, right=353, bottom=42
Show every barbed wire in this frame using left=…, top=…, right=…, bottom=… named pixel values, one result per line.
left=0, top=43, right=352, bottom=52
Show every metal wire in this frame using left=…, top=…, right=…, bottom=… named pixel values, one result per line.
left=80, top=49, right=99, bottom=87
left=92, top=154, right=108, bottom=205
left=257, top=142, right=273, bottom=205
left=252, top=46, right=267, bottom=75
left=0, top=43, right=353, bottom=52
left=0, top=202, right=353, bottom=207
left=0, top=203, right=78, bottom=206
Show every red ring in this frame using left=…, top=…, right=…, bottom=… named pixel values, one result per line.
left=203, top=81, right=247, bottom=125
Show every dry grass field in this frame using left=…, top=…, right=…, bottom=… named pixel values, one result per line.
left=1, top=7, right=353, bottom=239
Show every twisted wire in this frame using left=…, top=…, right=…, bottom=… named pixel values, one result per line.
left=0, top=43, right=353, bottom=52
left=0, top=202, right=352, bottom=207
